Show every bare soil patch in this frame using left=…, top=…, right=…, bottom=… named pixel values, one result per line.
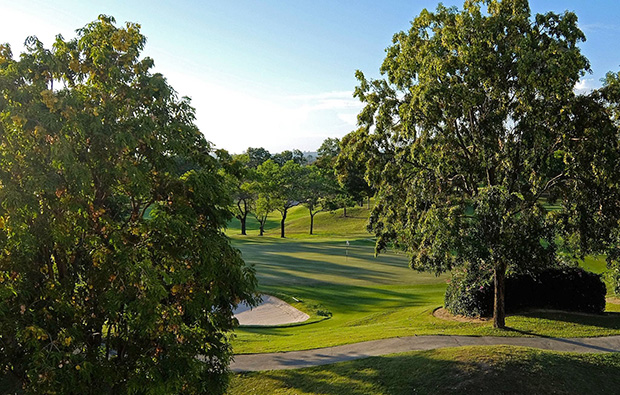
left=433, top=307, right=491, bottom=323
left=607, top=296, right=620, bottom=305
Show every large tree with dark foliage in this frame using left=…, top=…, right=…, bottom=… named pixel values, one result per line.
left=345, top=0, right=619, bottom=328
left=0, top=16, right=257, bottom=393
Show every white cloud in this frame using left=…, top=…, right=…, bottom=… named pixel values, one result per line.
left=574, top=78, right=595, bottom=94
left=288, top=91, right=356, bottom=100
left=287, top=91, right=363, bottom=112
left=337, top=113, right=359, bottom=126
left=578, top=23, right=620, bottom=33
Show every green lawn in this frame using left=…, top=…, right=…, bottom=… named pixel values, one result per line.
left=226, top=204, right=620, bottom=393
left=230, top=231, right=620, bottom=354
left=228, top=345, right=620, bottom=394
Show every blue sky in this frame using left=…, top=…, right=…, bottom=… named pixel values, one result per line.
left=1, top=1, right=619, bottom=153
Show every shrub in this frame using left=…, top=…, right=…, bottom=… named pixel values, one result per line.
left=445, top=267, right=606, bottom=317
left=444, top=266, right=494, bottom=317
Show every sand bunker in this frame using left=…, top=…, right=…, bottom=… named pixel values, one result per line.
left=234, top=295, right=310, bottom=326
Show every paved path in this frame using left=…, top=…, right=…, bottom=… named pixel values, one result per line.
left=231, top=335, right=620, bottom=372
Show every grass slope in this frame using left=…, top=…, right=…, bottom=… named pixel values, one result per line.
left=228, top=204, right=620, bottom=354
left=227, top=205, right=372, bottom=239
left=231, top=235, right=620, bottom=354
left=226, top=203, right=620, bottom=393
left=228, top=345, right=620, bottom=395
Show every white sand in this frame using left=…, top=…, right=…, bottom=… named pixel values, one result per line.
left=234, top=295, right=310, bottom=326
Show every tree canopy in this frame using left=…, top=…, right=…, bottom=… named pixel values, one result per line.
left=0, top=16, right=257, bottom=393
left=245, top=147, right=272, bottom=168
left=344, top=0, right=620, bottom=328
left=220, top=151, right=256, bottom=236
left=300, top=165, right=339, bottom=235
left=255, top=160, right=304, bottom=238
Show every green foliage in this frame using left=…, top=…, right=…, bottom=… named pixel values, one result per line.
left=220, top=151, right=256, bottom=235
left=272, top=149, right=306, bottom=166
left=606, top=262, right=620, bottom=296
left=255, top=159, right=305, bottom=238
left=0, top=15, right=257, bottom=394
left=335, top=134, right=373, bottom=205
left=251, top=194, right=276, bottom=236
left=315, top=137, right=340, bottom=170
left=344, top=0, right=620, bottom=327
left=300, top=165, right=340, bottom=234
left=444, top=264, right=494, bottom=317
left=244, top=147, right=271, bottom=168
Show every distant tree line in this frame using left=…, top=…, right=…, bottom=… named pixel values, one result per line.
left=220, top=139, right=373, bottom=238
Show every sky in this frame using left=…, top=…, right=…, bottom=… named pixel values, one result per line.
left=1, top=1, right=619, bottom=154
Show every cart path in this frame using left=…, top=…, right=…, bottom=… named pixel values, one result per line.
left=231, top=334, right=620, bottom=372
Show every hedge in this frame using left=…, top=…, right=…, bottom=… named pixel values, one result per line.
left=445, top=267, right=606, bottom=317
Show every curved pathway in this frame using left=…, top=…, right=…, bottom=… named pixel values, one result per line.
left=231, top=334, right=620, bottom=372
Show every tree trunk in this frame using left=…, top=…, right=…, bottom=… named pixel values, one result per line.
left=493, top=263, right=507, bottom=329
left=240, top=216, right=247, bottom=235
left=239, top=200, right=248, bottom=235
left=310, top=212, right=315, bottom=235
left=280, top=209, right=287, bottom=238
left=259, top=224, right=264, bottom=236
left=343, top=205, right=347, bottom=217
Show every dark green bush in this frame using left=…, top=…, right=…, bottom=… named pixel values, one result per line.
left=445, top=267, right=606, bottom=317
left=444, top=266, right=494, bottom=317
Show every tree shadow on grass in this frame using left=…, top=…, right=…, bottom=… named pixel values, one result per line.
left=514, top=309, right=620, bottom=332
left=237, top=241, right=441, bottom=287
left=274, top=284, right=432, bottom=311
left=232, top=348, right=620, bottom=395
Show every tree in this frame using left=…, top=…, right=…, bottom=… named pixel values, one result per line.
left=272, top=149, right=306, bottom=166
left=245, top=147, right=271, bottom=168
left=300, top=166, right=337, bottom=235
left=346, top=0, right=611, bottom=328
left=315, top=137, right=341, bottom=170
left=316, top=137, right=366, bottom=216
left=0, top=16, right=257, bottom=393
left=252, top=194, right=275, bottom=236
left=255, top=160, right=303, bottom=238
left=566, top=72, right=620, bottom=294
left=219, top=151, right=255, bottom=236
left=335, top=133, right=374, bottom=208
